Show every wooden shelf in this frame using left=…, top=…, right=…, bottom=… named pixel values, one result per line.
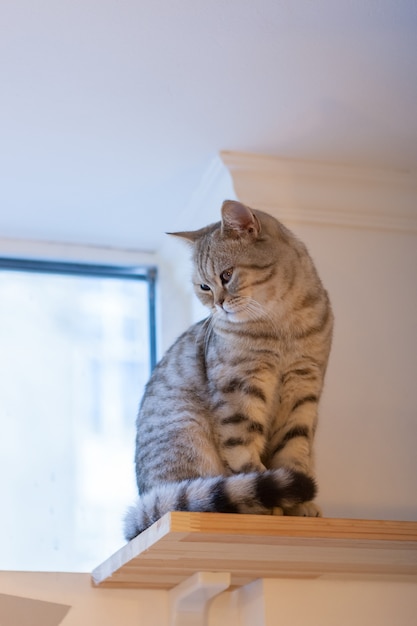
left=91, top=513, right=417, bottom=590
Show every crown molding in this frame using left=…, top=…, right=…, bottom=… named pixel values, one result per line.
left=220, top=151, right=417, bottom=233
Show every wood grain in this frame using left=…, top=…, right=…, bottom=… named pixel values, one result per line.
left=91, top=513, right=417, bottom=590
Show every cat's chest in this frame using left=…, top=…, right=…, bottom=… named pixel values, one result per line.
left=206, top=340, right=284, bottom=410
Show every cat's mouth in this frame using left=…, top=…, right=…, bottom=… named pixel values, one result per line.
left=214, top=297, right=274, bottom=328
left=216, top=304, right=248, bottom=322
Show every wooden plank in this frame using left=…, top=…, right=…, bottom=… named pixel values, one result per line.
left=91, top=513, right=417, bottom=589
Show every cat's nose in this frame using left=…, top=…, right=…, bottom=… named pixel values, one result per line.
left=215, top=296, right=224, bottom=308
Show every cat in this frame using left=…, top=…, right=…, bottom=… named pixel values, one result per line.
left=124, top=200, right=333, bottom=540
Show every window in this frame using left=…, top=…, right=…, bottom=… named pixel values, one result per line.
left=0, top=258, right=157, bottom=572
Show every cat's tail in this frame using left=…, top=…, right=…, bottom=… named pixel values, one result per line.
left=124, top=468, right=316, bottom=541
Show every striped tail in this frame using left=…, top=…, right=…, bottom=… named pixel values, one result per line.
left=124, top=468, right=316, bottom=541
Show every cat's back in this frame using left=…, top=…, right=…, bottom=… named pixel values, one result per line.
left=135, top=319, right=219, bottom=491
left=138, top=318, right=209, bottom=412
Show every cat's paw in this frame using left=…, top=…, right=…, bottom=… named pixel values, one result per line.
left=284, top=501, right=322, bottom=517
left=271, top=506, right=284, bottom=516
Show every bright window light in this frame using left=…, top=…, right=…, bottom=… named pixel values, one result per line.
left=0, top=260, right=156, bottom=572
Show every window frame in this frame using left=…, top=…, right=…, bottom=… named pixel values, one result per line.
left=0, top=257, right=158, bottom=371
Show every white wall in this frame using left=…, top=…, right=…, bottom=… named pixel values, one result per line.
left=296, top=224, right=417, bottom=521
left=235, top=578, right=417, bottom=626
left=0, top=572, right=168, bottom=626
left=1, top=572, right=416, bottom=626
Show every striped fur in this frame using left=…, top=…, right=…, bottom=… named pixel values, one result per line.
left=124, top=200, right=333, bottom=541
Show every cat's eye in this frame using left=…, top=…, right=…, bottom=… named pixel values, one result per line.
left=200, top=283, right=211, bottom=291
left=220, top=268, right=233, bottom=284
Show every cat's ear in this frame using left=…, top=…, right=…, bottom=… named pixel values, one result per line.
left=221, top=200, right=261, bottom=238
left=166, top=227, right=205, bottom=244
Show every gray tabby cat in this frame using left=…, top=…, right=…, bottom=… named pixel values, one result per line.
left=124, top=200, right=333, bottom=540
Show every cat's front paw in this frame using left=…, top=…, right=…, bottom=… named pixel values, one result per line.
left=284, top=501, right=322, bottom=517
left=271, top=506, right=284, bottom=516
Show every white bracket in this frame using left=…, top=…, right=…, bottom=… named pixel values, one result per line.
left=168, top=571, right=231, bottom=626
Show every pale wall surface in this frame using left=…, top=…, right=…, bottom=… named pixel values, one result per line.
left=291, top=224, right=417, bottom=521
left=0, top=572, right=167, bottom=626
left=1, top=572, right=416, bottom=626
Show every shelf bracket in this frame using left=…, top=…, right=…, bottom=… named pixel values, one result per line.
left=168, top=571, right=231, bottom=626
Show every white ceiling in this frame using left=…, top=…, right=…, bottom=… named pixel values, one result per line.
left=1, top=1, right=416, bottom=251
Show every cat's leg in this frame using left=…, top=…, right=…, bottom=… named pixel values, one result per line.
left=213, top=397, right=269, bottom=475
left=269, top=362, right=323, bottom=517
left=136, top=408, right=226, bottom=492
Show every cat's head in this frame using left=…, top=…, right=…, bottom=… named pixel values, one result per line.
left=169, top=200, right=295, bottom=323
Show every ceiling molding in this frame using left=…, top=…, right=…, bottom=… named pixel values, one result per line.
left=220, top=151, right=417, bottom=233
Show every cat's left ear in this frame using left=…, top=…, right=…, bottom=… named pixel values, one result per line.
left=221, top=200, right=261, bottom=238
left=166, top=227, right=205, bottom=244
